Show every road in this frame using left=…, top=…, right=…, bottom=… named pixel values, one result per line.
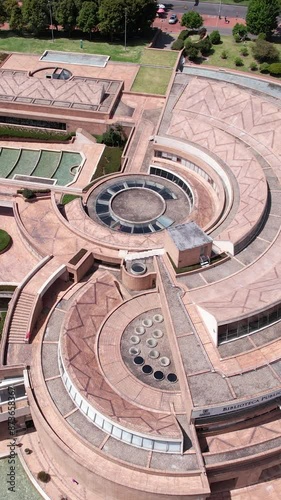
left=163, top=1, right=247, bottom=19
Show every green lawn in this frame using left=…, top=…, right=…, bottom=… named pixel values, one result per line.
left=0, top=31, right=151, bottom=63
left=203, top=36, right=281, bottom=73
left=91, top=146, right=123, bottom=181
left=131, top=66, right=173, bottom=94
left=61, top=194, right=81, bottom=205
left=140, top=48, right=178, bottom=67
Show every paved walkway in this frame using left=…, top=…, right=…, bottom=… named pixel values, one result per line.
left=153, top=15, right=246, bottom=34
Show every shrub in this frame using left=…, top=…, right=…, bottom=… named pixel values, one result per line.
left=252, top=39, right=279, bottom=63
left=250, top=61, right=258, bottom=71
left=259, top=62, right=270, bottom=73
left=178, top=30, right=189, bottom=40
left=257, top=33, right=266, bottom=40
left=171, top=39, right=184, bottom=50
left=22, top=188, right=35, bottom=199
left=199, top=37, right=212, bottom=56
left=187, top=46, right=199, bottom=61
left=240, top=47, right=249, bottom=56
left=0, top=126, right=72, bottom=142
left=37, top=471, right=51, bottom=483
left=209, top=30, right=221, bottom=45
left=221, top=50, right=228, bottom=59
left=99, top=124, right=126, bottom=147
left=0, top=230, right=11, bottom=252
left=234, top=33, right=241, bottom=43
left=232, top=23, right=248, bottom=40
left=234, top=57, right=243, bottom=66
left=269, top=63, right=281, bottom=76
left=184, top=38, right=193, bottom=49
left=198, top=27, right=207, bottom=39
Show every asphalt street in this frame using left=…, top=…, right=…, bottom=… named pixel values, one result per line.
left=163, top=1, right=247, bottom=19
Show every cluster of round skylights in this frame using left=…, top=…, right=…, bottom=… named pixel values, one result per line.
left=95, top=179, right=176, bottom=233
left=128, top=314, right=178, bottom=384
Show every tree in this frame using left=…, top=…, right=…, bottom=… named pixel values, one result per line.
left=252, top=38, right=279, bottom=63
left=9, top=5, right=23, bottom=33
left=98, top=0, right=157, bottom=39
left=246, top=0, right=280, bottom=37
left=187, top=46, right=199, bottom=61
left=101, top=124, right=126, bottom=147
left=4, top=0, right=18, bottom=18
left=0, top=0, right=7, bottom=24
left=54, top=0, right=79, bottom=35
left=199, top=36, right=212, bottom=56
left=22, top=0, right=49, bottom=35
left=232, top=23, right=248, bottom=41
left=209, top=30, right=221, bottom=45
left=181, top=11, right=203, bottom=29
left=77, top=1, right=99, bottom=39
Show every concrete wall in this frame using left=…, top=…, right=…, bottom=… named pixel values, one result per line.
left=27, top=386, right=209, bottom=500
left=121, top=264, right=156, bottom=291
left=67, top=250, right=94, bottom=283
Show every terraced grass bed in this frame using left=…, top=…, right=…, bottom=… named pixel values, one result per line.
left=131, top=67, right=173, bottom=95
left=53, top=152, right=82, bottom=185
left=0, top=147, right=83, bottom=185
left=140, top=49, right=178, bottom=67
left=8, top=149, right=40, bottom=178
left=32, top=150, right=60, bottom=178
left=0, top=148, right=20, bottom=177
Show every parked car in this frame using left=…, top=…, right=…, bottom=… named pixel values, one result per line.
left=168, top=14, right=178, bottom=24
left=157, top=4, right=166, bottom=9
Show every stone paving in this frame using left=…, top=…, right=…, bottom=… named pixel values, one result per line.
left=1, top=54, right=139, bottom=92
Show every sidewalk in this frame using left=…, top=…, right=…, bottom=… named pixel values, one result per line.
left=153, top=15, right=246, bottom=34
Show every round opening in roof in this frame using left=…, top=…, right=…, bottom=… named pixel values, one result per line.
left=131, top=262, right=147, bottom=275
left=159, top=357, right=170, bottom=367
left=148, top=349, right=160, bottom=359
left=152, top=329, right=163, bottom=339
left=133, top=356, right=144, bottom=366
left=146, top=338, right=158, bottom=348
left=153, top=314, right=163, bottom=323
left=167, top=373, right=178, bottom=383
left=142, top=365, right=153, bottom=375
left=154, top=371, right=164, bottom=381
left=142, top=318, right=153, bottom=328
left=135, top=326, right=145, bottom=335
left=130, top=335, right=140, bottom=345
left=129, top=346, right=140, bottom=356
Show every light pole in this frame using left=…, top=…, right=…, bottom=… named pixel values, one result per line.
left=48, top=1, right=54, bottom=42
left=124, top=8, right=127, bottom=51
left=216, top=0, right=222, bottom=27
left=218, top=0, right=222, bottom=19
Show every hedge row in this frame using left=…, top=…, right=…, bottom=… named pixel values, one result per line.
left=0, top=126, right=73, bottom=142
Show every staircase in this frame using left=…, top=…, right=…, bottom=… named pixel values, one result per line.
left=8, top=292, right=35, bottom=344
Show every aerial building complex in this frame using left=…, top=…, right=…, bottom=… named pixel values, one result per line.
left=0, top=50, right=281, bottom=499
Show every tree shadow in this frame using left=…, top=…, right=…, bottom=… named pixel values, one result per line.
left=154, top=31, right=176, bottom=49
